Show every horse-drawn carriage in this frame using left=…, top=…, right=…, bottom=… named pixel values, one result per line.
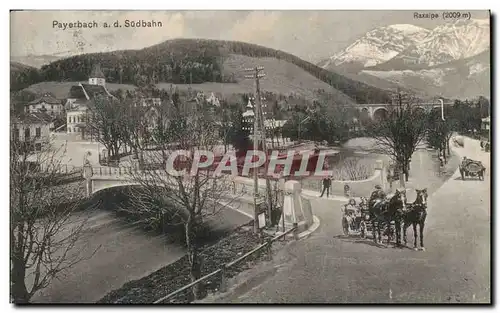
left=341, top=197, right=371, bottom=238
left=341, top=188, right=428, bottom=250
left=459, top=158, right=485, bottom=180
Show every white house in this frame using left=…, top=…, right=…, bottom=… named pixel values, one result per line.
left=88, top=63, right=106, bottom=87
left=206, top=92, right=221, bottom=107
left=66, top=105, right=89, bottom=137
left=11, top=112, right=53, bottom=151
left=26, top=93, right=63, bottom=116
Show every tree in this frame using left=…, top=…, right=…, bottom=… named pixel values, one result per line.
left=122, top=105, right=238, bottom=301
left=10, top=138, right=98, bottom=303
left=87, top=95, right=128, bottom=162
left=369, top=94, right=428, bottom=182
left=121, top=98, right=155, bottom=164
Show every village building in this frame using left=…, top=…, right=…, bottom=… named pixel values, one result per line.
left=206, top=92, right=221, bottom=107
left=65, top=64, right=115, bottom=139
left=25, top=93, right=64, bottom=116
left=88, top=63, right=106, bottom=87
left=242, top=98, right=286, bottom=139
left=481, top=116, right=490, bottom=131
left=11, top=112, right=54, bottom=151
left=134, top=85, right=162, bottom=107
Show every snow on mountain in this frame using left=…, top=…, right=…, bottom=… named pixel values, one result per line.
left=320, top=24, right=430, bottom=69
left=388, top=19, right=490, bottom=68
left=321, top=19, right=489, bottom=72
left=320, top=19, right=490, bottom=99
left=362, top=49, right=490, bottom=99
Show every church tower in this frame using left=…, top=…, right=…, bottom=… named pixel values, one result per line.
left=89, top=63, right=106, bottom=87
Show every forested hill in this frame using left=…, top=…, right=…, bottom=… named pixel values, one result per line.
left=10, top=62, right=41, bottom=91
left=23, top=39, right=392, bottom=104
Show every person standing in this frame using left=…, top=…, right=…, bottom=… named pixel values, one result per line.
left=320, top=176, right=332, bottom=198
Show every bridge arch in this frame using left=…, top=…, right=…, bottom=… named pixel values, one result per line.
left=359, top=108, right=370, bottom=124
left=373, top=107, right=388, bottom=122
left=91, top=178, right=141, bottom=195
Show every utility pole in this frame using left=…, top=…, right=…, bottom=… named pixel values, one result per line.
left=244, top=66, right=270, bottom=232
left=256, top=91, right=274, bottom=227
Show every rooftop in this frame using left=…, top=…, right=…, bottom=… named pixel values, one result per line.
left=68, top=83, right=113, bottom=100
left=12, top=112, right=53, bottom=125
left=90, top=64, right=105, bottom=79
left=28, top=93, right=61, bottom=105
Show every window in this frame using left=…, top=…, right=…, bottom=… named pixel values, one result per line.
left=35, top=143, right=42, bottom=151
left=35, top=127, right=41, bottom=138
left=24, top=127, right=30, bottom=140
left=51, top=104, right=54, bottom=109
left=68, top=128, right=71, bottom=133
left=13, top=127, right=19, bottom=141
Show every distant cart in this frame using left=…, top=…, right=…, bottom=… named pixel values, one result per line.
left=459, top=159, right=485, bottom=181
left=480, top=140, right=490, bottom=152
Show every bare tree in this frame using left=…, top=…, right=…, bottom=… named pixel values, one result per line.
left=10, top=138, right=98, bottom=303
left=120, top=98, right=155, bottom=165
left=368, top=93, right=428, bottom=182
left=121, top=105, right=240, bottom=301
left=426, top=114, right=456, bottom=164
left=87, top=95, right=127, bottom=162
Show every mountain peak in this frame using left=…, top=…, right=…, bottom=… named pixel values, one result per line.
left=321, top=19, right=489, bottom=72
left=321, top=23, right=429, bottom=69
left=387, top=24, right=430, bottom=34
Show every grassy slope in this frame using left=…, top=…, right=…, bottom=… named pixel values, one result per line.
left=23, top=81, right=137, bottom=99
left=158, top=54, right=356, bottom=103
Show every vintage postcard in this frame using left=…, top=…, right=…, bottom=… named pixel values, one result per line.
left=9, top=10, right=491, bottom=304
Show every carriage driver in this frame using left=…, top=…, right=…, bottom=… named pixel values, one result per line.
left=369, top=184, right=387, bottom=209
left=461, top=156, right=469, bottom=167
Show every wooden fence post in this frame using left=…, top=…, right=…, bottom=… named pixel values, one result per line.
left=293, top=222, right=299, bottom=240
left=219, top=265, right=228, bottom=293
left=99, top=167, right=102, bottom=176
left=266, top=238, right=273, bottom=261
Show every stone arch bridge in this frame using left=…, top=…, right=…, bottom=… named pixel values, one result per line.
left=349, top=100, right=452, bottom=122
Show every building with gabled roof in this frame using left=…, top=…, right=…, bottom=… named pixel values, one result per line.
left=11, top=112, right=54, bottom=151
left=65, top=64, right=115, bottom=138
left=26, top=93, right=63, bottom=116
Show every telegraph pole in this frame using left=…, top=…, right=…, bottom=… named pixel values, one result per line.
left=244, top=66, right=267, bottom=232
left=255, top=86, right=274, bottom=227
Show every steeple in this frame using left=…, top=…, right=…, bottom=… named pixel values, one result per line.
left=89, top=63, right=106, bottom=86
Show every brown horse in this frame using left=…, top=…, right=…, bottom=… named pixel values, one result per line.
left=402, top=188, right=428, bottom=251
left=369, top=189, right=407, bottom=245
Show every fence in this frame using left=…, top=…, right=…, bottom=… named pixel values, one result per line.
left=152, top=223, right=299, bottom=304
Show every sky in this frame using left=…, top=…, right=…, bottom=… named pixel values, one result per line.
left=10, top=10, right=490, bottom=63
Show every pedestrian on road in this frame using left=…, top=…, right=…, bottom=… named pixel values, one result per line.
left=320, top=176, right=332, bottom=198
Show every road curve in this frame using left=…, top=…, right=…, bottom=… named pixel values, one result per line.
left=228, top=137, right=490, bottom=303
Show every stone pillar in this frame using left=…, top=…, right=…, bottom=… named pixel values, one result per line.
left=85, top=178, right=93, bottom=197
left=278, top=180, right=313, bottom=234
left=375, top=159, right=387, bottom=190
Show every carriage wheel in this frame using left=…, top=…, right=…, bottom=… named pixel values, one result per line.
left=360, top=221, right=366, bottom=238
left=342, top=217, right=350, bottom=236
